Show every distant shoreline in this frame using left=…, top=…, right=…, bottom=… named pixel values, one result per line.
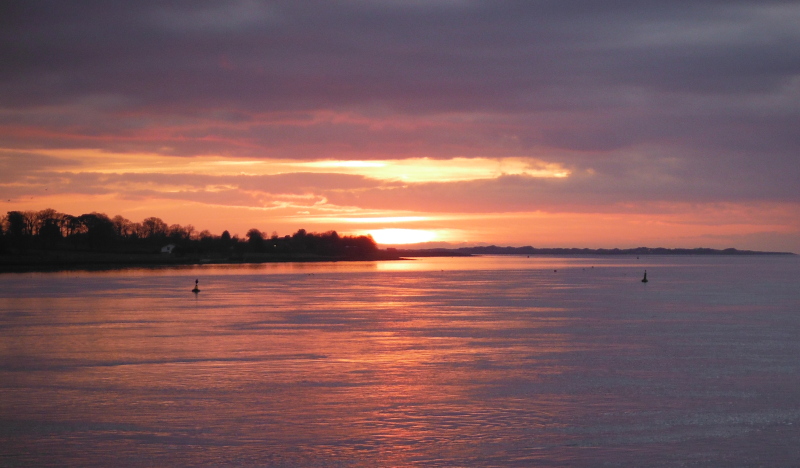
left=395, top=246, right=797, bottom=257
left=0, top=246, right=794, bottom=273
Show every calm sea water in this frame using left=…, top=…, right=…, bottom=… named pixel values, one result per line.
left=1, top=255, right=799, bottom=467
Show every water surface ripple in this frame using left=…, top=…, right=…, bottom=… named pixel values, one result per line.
left=1, top=256, right=799, bottom=466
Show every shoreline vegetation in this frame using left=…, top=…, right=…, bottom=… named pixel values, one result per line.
left=0, top=208, right=794, bottom=273
left=403, top=245, right=796, bottom=257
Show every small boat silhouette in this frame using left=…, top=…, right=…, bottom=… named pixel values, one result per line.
left=641, top=271, right=648, bottom=283
left=192, top=279, right=200, bottom=293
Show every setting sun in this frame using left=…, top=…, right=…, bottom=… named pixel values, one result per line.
left=368, top=228, right=437, bottom=245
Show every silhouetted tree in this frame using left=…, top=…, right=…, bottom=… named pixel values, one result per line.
left=77, top=213, right=116, bottom=250
left=168, top=224, right=194, bottom=242
left=141, top=217, right=168, bottom=239
left=111, top=215, right=134, bottom=239
left=343, top=234, right=378, bottom=257
left=6, top=211, right=31, bottom=238
left=62, top=214, right=81, bottom=238
left=246, top=228, right=265, bottom=252
left=1, top=208, right=385, bottom=260
left=0, top=216, right=5, bottom=252
left=5, top=211, right=32, bottom=249
left=39, top=218, right=63, bottom=249
left=32, top=208, right=60, bottom=236
left=291, top=229, right=309, bottom=252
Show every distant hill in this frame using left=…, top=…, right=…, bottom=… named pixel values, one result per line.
left=390, top=246, right=795, bottom=256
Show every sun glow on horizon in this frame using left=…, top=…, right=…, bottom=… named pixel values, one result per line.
left=368, top=228, right=438, bottom=245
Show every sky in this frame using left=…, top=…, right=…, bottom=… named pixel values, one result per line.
left=1, top=1, right=799, bottom=251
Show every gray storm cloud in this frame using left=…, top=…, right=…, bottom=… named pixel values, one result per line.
left=1, top=0, right=799, bottom=211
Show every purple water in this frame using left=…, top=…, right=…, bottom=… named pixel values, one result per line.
left=2, top=255, right=799, bottom=466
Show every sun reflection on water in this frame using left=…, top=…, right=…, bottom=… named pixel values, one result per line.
left=3, top=256, right=799, bottom=466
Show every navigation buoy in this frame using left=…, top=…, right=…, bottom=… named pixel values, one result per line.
left=192, top=279, right=200, bottom=293
left=641, top=271, right=648, bottom=283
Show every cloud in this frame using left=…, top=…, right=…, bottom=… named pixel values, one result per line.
left=5, top=1, right=798, bottom=110
left=148, top=0, right=279, bottom=33
left=0, top=151, right=81, bottom=180
left=1, top=1, right=799, bottom=250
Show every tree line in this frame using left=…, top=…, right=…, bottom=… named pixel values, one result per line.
left=0, top=209, right=378, bottom=258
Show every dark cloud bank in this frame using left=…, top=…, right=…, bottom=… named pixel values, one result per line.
left=2, top=0, right=799, bottom=208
